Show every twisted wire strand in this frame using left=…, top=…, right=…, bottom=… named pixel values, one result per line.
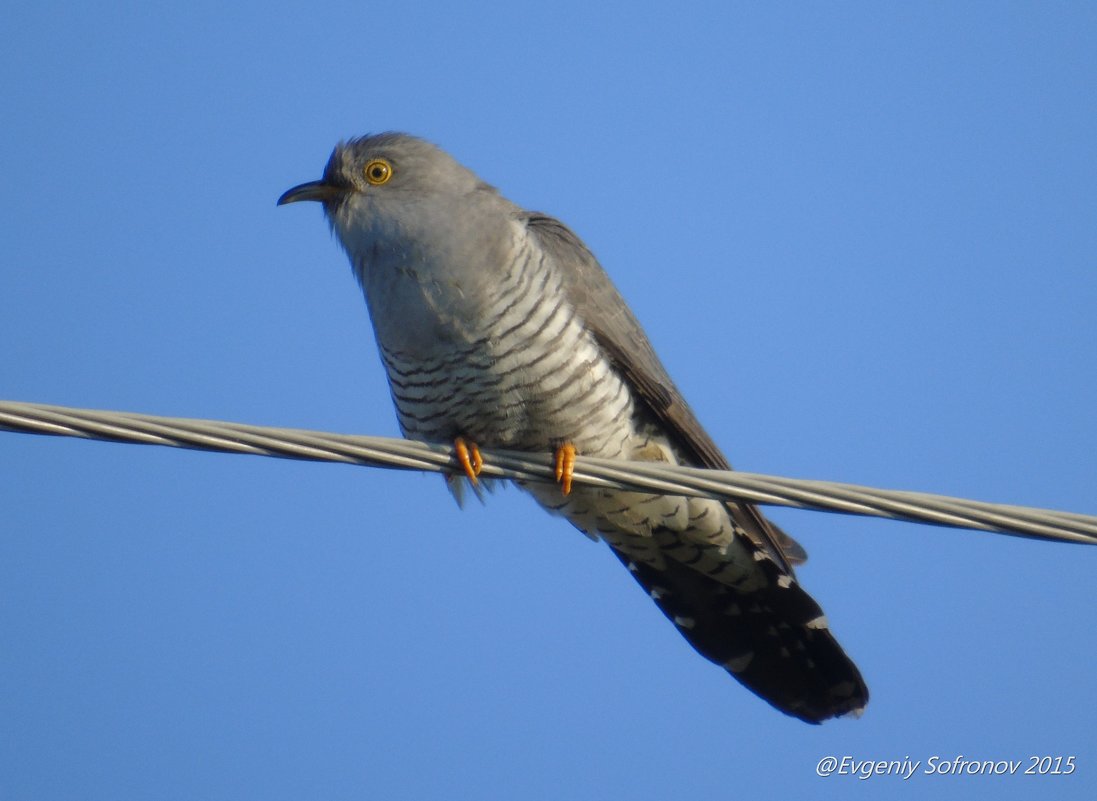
left=2, top=400, right=1094, bottom=545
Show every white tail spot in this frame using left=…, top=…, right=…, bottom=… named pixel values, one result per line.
left=776, top=575, right=792, bottom=588
left=832, top=680, right=857, bottom=697
left=805, top=615, right=829, bottom=630
left=723, top=652, right=754, bottom=673
left=673, top=616, right=696, bottom=629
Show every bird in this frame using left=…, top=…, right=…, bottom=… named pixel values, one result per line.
left=278, top=132, right=868, bottom=723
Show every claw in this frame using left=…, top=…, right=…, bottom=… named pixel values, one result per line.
left=554, top=442, right=577, bottom=496
left=453, top=436, right=483, bottom=484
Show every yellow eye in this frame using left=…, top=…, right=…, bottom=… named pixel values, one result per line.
left=364, top=158, right=393, bottom=185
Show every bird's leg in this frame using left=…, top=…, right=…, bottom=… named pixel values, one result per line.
left=554, top=442, right=577, bottom=496
left=453, top=436, right=483, bottom=485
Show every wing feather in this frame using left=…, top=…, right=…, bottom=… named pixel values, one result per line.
left=523, top=212, right=807, bottom=571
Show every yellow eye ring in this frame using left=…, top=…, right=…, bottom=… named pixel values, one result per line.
left=364, top=158, right=393, bottom=185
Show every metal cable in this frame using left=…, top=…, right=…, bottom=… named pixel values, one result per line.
left=2, top=400, right=1094, bottom=545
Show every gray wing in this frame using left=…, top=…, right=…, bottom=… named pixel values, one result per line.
left=522, top=212, right=807, bottom=571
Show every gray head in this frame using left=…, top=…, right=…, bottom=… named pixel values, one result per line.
left=278, top=133, right=507, bottom=255
left=278, top=132, right=526, bottom=345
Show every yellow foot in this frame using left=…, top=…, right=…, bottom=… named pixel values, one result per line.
left=554, top=442, right=577, bottom=496
left=453, top=436, right=483, bottom=485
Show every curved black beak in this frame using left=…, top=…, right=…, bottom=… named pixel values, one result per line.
left=277, top=180, right=342, bottom=206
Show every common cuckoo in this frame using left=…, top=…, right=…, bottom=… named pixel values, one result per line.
left=279, top=133, right=868, bottom=723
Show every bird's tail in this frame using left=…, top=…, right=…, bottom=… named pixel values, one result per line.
left=609, top=543, right=868, bottom=724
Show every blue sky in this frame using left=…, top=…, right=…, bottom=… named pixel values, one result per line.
left=2, top=3, right=1095, bottom=800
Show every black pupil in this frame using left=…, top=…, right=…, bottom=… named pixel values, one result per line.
left=371, top=165, right=386, bottom=179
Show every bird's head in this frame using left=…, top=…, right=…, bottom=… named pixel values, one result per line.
left=278, top=132, right=494, bottom=249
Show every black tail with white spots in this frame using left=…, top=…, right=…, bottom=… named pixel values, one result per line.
left=610, top=541, right=868, bottom=724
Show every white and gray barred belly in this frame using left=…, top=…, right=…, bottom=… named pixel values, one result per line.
left=373, top=235, right=759, bottom=589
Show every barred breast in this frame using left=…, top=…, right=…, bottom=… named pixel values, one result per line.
left=375, top=221, right=634, bottom=458
left=371, top=222, right=761, bottom=588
